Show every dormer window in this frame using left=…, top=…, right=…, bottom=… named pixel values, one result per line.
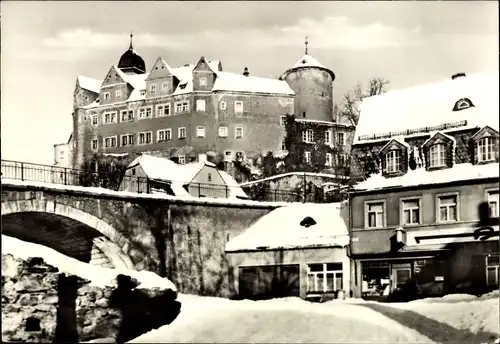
left=453, top=98, right=474, bottom=111
left=386, top=150, right=401, bottom=173
left=429, top=143, right=446, bottom=167
left=478, top=137, right=496, bottom=162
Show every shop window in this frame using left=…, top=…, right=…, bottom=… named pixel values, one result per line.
left=306, top=263, right=343, bottom=294
left=361, top=261, right=390, bottom=297
left=486, top=253, right=500, bottom=287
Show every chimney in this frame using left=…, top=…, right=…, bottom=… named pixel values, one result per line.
left=243, top=67, right=249, bottom=77
left=452, top=72, right=466, bottom=80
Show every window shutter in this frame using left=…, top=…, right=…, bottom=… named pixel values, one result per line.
left=401, top=147, right=408, bottom=173
left=380, top=152, right=387, bottom=174
left=470, top=139, right=478, bottom=165
left=422, top=146, right=430, bottom=170
left=446, top=142, right=454, bottom=168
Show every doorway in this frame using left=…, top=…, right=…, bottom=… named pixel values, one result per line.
left=392, top=263, right=412, bottom=292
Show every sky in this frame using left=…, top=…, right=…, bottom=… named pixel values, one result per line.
left=1, top=1, right=498, bottom=165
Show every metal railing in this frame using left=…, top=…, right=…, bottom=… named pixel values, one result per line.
left=1, top=159, right=337, bottom=202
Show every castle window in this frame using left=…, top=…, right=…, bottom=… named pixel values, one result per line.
left=487, top=190, right=499, bottom=218
left=157, top=128, right=172, bottom=142
left=429, top=143, right=446, bottom=168
left=196, top=99, right=206, bottom=112
left=138, top=106, right=153, bottom=120
left=199, top=78, right=207, bottom=87
left=103, top=92, right=110, bottom=100
left=178, top=127, right=186, bottom=139
left=302, top=129, right=314, bottom=143
left=478, top=137, right=496, bottom=162
left=386, top=150, right=401, bottom=173
left=103, top=111, right=117, bottom=124
left=236, top=151, right=244, bottom=160
left=220, top=101, right=227, bottom=110
left=150, top=84, right=156, bottom=94
left=156, top=104, right=170, bottom=117
left=115, top=89, right=122, bottom=99
left=304, top=151, right=311, bottom=164
left=218, top=126, right=228, bottom=138
left=324, top=130, right=332, bottom=145
left=121, top=133, right=134, bottom=146
left=325, top=153, right=333, bottom=167
left=140, top=90, right=146, bottom=96
left=235, top=101, right=243, bottom=113
left=224, top=150, right=234, bottom=161
left=182, top=101, right=189, bottom=112
left=453, top=98, right=474, bottom=111
left=162, top=83, right=169, bottom=92
left=196, top=126, right=205, bottom=138
left=338, top=132, right=346, bottom=145
left=91, top=139, right=98, bottom=151
left=178, top=155, right=186, bottom=165
left=103, top=136, right=117, bottom=148
left=207, top=173, right=212, bottom=182
left=338, top=154, right=346, bottom=166
left=91, top=114, right=98, bottom=126
left=137, top=131, right=152, bottom=145
left=280, top=137, right=287, bottom=151
left=120, top=110, right=134, bottom=122
left=235, top=127, right=244, bottom=139
left=280, top=115, right=287, bottom=127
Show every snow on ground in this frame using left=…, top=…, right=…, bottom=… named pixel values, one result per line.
left=131, top=292, right=499, bottom=343
left=1, top=234, right=176, bottom=291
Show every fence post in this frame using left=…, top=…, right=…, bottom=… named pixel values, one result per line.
left=274, top=189, right=277, bottom=202
left=225, top=185, right=228, bottom=198
left=146, top=177, right=150, bottom=194
left=64, top=168, right=67, bottom=185
left=198, top=183, right=201, bottom=197
left=137, top=177, right=141, bottom=194
left=20, top=162, right=24, bottom=181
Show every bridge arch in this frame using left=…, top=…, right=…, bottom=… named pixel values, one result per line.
left=1, top=200, right=136, bottom=270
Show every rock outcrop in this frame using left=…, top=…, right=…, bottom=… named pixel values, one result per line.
left=2, top=254, right=180, bottom=343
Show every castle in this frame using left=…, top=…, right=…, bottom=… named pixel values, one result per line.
left=65, top=35, right=351, bottom=175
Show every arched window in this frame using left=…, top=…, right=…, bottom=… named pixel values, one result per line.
left=478, top=137, right=496, bottom=162
left=429, top=144, right=446, bottom=167
left=386, top=150, right=401, bottom=173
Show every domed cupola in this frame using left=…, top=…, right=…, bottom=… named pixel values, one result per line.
left=117, top=33, right=146, bottom=75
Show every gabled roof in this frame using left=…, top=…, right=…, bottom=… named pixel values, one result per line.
left=212, top=71, right=294, bottom=95
left=355, top=70, right=500, bottom=144
left=225, top=202, right=349, bottom=252
left=219, top=170, right=248, bottom=199
left=380, top=137, right=411, bottom=153
left=77, top=75, right=102, bottom=94
left=422, top=131, right=456, bottom=147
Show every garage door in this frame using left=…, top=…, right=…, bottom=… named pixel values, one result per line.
left=238, top=264, right=300, bottom=300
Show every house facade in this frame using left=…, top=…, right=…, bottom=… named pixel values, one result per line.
left=349, top=71, right=500, bottom=300
left=120, top=154, right=247, bottom=199
left=70, top=36, right=338, bottom=174
left=226, top=203, right=351, bottom=301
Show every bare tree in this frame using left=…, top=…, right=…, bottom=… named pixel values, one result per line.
left=338, top=77, right=390, bottom=126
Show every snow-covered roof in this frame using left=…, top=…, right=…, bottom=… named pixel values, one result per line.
left=213, top=72, right=294, bottom=95
left=219, top=170, right=248, bottom=199
left=354, top=162, right=499, bottom=192
left=355, top=70, right=500, bottom=144
left=225, top=202, right=349, bottom=252
left=422, top=131, right=456, bottom=147
left=291, top=54, right=327, bottom=69
left=294, top=118, right=352, bottom=127
left=381, top=137, right=411, bottom=151
left=77, top=75, right=102, bottom=94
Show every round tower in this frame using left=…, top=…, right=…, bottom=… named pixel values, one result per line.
left=280, top=39, right=335, bottom=122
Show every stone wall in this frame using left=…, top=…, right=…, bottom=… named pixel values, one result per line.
left=2, top=184, right=278, bottom=299
left=2, top=254, right=180, bottom=343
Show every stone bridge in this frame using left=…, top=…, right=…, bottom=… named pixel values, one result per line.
left=1, top=180, right=279, bottom=297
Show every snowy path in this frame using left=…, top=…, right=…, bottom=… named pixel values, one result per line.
left=130, top=295, right=430, bottom=343
left=130, top=294, right=499, bottom=344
